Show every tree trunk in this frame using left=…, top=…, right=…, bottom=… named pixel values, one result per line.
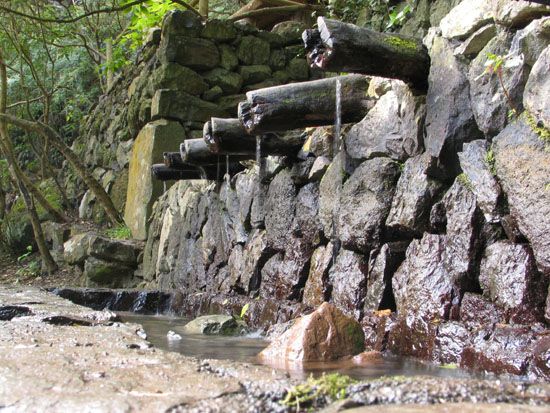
left=180, top=139, right=254, bottom=165
left=204, top=118, right=306, bottom=156
left=303, top=17, right=430, bottom=90
left=199, top=0, right=208, bottom=17
left=239, top=74, right=373, bottom=134
left=152, top=163, right=244, bottom=181
left=106, top=38, right=114, bottom=91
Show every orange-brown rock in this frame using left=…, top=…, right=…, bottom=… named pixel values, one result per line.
left=258, top=302, right=365, bottom=365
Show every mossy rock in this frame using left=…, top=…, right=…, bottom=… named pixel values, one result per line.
left=201, top=19, right=238, bottom=42
left=237, top=36, right=271, bottom=65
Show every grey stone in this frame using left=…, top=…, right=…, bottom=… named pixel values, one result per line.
left=345, top=83, right=425, bottom=162
left=393, top=233, right=453, bottom=321
left=425, top=36, right=480, bottom=165
left=429, top=0, right=462, bottom=27
left=469, top=33, right=529, bottom=137
left=87, top=235, right=140, bottom=265
left=145, top=27, right=161, bottom=46
left=42, top=222, right=70, bottom=252
left=479, top=240, right=546, bottom=322
left=303, top=243, right=334, bottom=308
left=338, top=157, right=400, bottom=252
left=215, top=94, right=246, bottom=117
left=158, top=35, right=220, bottom=70
left=308, top=156, right=331, bottom=181
left=440, top=0, right=493, bottom=40
left=386, top=153, right=446, bottom=237
left=287, top=58, right=309, bottom=81
left=264, top=169, right=296, bottom=251
left=240, top=229, right=271, bottom=293
left=237, top=36, right=270, bottom=65
left=442, top=178, right=483, bottom=289
left=161, top=10, right=202, bottom=38
left=83, top=256, right=134, bottom=287
left=183, top=315, right=240, bottom=335
left=151, top=89, right=226, bottom=123
left=459, top=292, right=505, bottom=329
left=218, top=44, right=239, bottom=71
left=203, top=68, right=243, bottom=95
left=511, top=17, right=550, bottom=67
left=289, top=158, right=315, bottom=186
left=328, top=249, right=369, bottom=320
left=282, top=44, right=300, bottom=61
left=364, top=242, right=408, bottom=313
left=493, top=117, right=550, bottom=275
left=434, top=322, right=471, bottom=365
left=201, top=19, right=238, bottom=42
left=458, top=140, right=503, bottom=223
left=239, top=65, right=272, bottom=86
left=63, top=233, right=93, bottom=265
left=492, top=0, right=550, bottom=28
left=271, top=21, right=307, bottom=45
left=453, top=24, right=497, bottom=57
left=151, top=63, right=208, bottom=96
left=319, top=152, right=346, bottom=240
left=268, top=49, right=286, bottom=71
left=292, top=183, right=322, bottom=245
left=524, top=45, right=550, bottom=128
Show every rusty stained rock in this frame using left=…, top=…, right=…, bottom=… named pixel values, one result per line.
left=258, top=302, right=365, bottom=367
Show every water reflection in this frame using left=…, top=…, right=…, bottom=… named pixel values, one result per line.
left=119, top=313, right=477, bottom=381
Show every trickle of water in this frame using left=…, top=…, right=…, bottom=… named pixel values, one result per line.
left=163, top=181, right=167, bottom=192
left=197, top=165, right=208, bottom=180
left=216, top=155, right=221, bottom=182
left=333, top=78, right=342, bottom=156
left=225, top=155, right=230, bottom=185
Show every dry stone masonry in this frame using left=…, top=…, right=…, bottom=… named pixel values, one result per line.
left=61, top=0, right=550, bottom=381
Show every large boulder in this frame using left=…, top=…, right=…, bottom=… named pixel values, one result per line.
left=524, top=45, right=550, bottom=128
left=458, top=140, right=503, bottom=223
left=425, top=36, right=481, bottom=166
left=151, top=89, right=226, bottom=123
left=83, top=256, right=135, bottom=287
left=328, top=249, right=369, bottom=320
left=493, top=117, right=550, bottom=275
left=479, top=241, right=546, bottom=322
left=440, top=0, right=493, bottom=40
left=385, top=153, right=446, bottom=237
left=161, top=10, right=202, bottom=38
left=264, top=168, right=296, bottom=251
left=258, top=302, right=365, bottom=365
left=491, top=0, right=550, bottom=28
left=201, top=19, right=238, bottom=42
left=345, top=82, right=425, bottom=162
left=124, top=120, right=183, bottom=240
left=158, top=35, right=220, bottom=70
left=338, top=158, right=400, bottom=252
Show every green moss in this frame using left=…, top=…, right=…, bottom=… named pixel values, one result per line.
left=524, top=111, right=550, bottom=144
left=485, top=146, right=496, bottom=176
left=104, top=224, right=132, bottom=240
left=346, top=323, right=366, bottom=353
left=457, top=173, right=473, bottom=191
left=386, top=35, right=418, bottom=53
left=281, top=373, right=356, bottom=409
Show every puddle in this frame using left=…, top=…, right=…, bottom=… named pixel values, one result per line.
left=120, top=313, right=481, bottom=381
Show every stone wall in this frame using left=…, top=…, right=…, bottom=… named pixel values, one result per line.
left=136, top=1, right=550, bottom=381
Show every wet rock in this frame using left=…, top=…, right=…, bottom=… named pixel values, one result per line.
left=458, top=140, right=503, bottom=223
left=387, top=317, right=438, bottom=360
left=239, top=65, right=272, bottom=86
left=235, top=169, right=257, bottom=228
left=361, top=310, right=395, bottom=352
left=386, top=153, right=446, bottom=237
left=479, top=241, right=546, bottom=323
left=237, top=36, right=270, bottom=65
left=292, top=183, right=322, bottom=245
left=440, top=0, right=493, bottom=40
left=159, top=35, right=220, bottom=70
left=492, top=0, right=550, bottom=29
left=183, top=315, right=241, bottom=335
left=453, top=24, right=497, bottom=57
left=459, top=292, right=505, bottom=330
left=434, top=321, right=471, bottom=364
left=240, top=229, right=272, bottom=293
left=462, top=325, right=539, bottom=376
left=259, top=302, right=365, bottom=365
left=442, top=178, right=483, bottom=290
left=345, top=83, right=425, bottom=162
left=328, top=249, right=369, bottom=320
left=83, top=257, right=135, bottom=287
left=308, top=156, right=331, bottom=181
left=201, top=19, right=237, bottom=42
left=468, top=33, right=529, bottom=137
left=264, top=169, right=296, bottom=251
left=393, top=234, right=453, bottom=322
left=546, top=286, right=550, bottom=323
left=64, top=233, right=93, bottom=265
left=528, top=335, right=550, bottom=381
left=0, top=305, right=33, bottom=321
left=202, top=68, right=243, bottom=95
left=524, top=45, right=550, bottom=128
left=151, top=90, right=226, bottom=123
left=318, top=152, right=346, bottom=240
left=425, top=36, right=481, bottom=167
left=303, top=243, right=334, bottom=308
left=338, top=158, right=400, bottom=252
left=364, top=242, right=408, bottom=313
left=493, top=117, right=550, bottom=275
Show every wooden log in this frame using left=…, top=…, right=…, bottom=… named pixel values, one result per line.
left=152, top=163, right=245, bottom=181
left=238, top=74, right=374, bottom=134
left=163, top=151, right=187, bottom=169
left=303, top=17, right=430, bottom=90
left=180, top=138, right=254, bottom=165
left=204, top=117, right=306, bottom=156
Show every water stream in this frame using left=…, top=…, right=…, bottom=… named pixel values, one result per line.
left=331, top=78, right=343, bottom=264
left=119, top=313, right=479, bottom=381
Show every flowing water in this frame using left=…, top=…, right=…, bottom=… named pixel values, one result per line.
left=331, top=78, right=343, bottom=265
left=119, top=313, right=479, bottom=381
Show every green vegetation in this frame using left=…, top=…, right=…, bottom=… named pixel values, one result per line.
left=105, top=224, right=132, bottom=240
left=386, top=35, right=418, bottom=52
left=329, top=0, right=414, bottom=30
left=524, top=111, right=550, bottom=144
left=485, top=146, right=497, bottom=176
left=457, top=173, right=473, bottom=191
left=281, top=373, right=356, bottom=410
